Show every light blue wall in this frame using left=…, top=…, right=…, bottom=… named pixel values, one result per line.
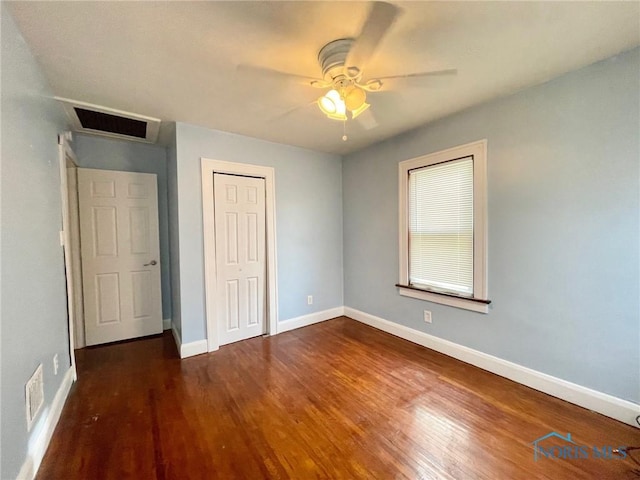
left=73, top=134, right=172, bottom=321
left=174, top=123, right=343, bottom=343
left=343, top=48, right=640, bottom=403
left=1, top=5, right=70, bottom=478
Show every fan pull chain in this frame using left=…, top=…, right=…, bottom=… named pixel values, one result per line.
left=342, top=119, right=348, bottom=141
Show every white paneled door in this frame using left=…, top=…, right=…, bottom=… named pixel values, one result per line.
left=214, top=173, right=266, bottom=346
left=78, top=168, right=162, bottom=346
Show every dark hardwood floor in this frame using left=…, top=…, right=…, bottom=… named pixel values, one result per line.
left=37, top=317, right=639, bottom=479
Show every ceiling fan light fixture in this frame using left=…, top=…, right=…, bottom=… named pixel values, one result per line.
left=350, top=102, right=370, bottom=119
left=327, top=112, right=348, bottom=121
left=318, top=89, right=347, bottom=120
left=318, top=95, right=337, bottom=114
left=343, top=85, right=367, bottom=111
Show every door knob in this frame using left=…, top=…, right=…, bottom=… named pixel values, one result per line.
left=144, top=260, right=157, bottom=266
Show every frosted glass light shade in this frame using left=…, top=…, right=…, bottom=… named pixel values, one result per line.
left=344, top=85, right=366, bottom=111
left=319, top=95, right=337, bottom=114
left=351, top=102, right=370, bottom=119
left=318, top=89, right=347, bottom=120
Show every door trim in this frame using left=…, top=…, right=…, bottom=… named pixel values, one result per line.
left=58, top=132, right=79, bottom=380
left=201, top=158, right=279, bottom=352
left=66, top=159, right=85, bottom=348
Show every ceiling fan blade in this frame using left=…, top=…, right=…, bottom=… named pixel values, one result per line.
left=270, top=101, right=317, bottom=122
left=375, top=69, right=458, bottom=82
left=236, top=64, right=329, bottom=88
left=355, top=108, right=379, bottom=130
left=345, top=1, right=401, bottom=75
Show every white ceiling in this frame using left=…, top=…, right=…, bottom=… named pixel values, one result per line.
left=7, top=1, right=640, bottom=155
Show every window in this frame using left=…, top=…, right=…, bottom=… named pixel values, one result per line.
left=398, top=140, right=489, bottom=313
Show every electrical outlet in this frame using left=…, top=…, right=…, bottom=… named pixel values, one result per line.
left=53, top=354, right=59, bottom=375
left=307, top=295, right=313, bottom=305
left=423, top=310, right=432, bottom=324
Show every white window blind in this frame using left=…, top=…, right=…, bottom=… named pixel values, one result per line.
left=408, top=156, right=474, bottom=296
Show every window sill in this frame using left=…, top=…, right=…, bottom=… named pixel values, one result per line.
left=396, top=284, right=490, bottom=314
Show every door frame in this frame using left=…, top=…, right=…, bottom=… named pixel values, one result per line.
left=201, top=158, right=279, bottom=352
left=66, top=164, right=85, bottom=348
left=58, top=132, right=79, bottom=380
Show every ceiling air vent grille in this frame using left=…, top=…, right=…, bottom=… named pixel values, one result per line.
left=74, top=108, right=147, bottom=139
left=56, top=98, right=160, bottom=143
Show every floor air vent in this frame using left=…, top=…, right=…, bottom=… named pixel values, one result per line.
left=56, top=97, right=160, bottom=143
left=26, top=364, right=44, bottom=430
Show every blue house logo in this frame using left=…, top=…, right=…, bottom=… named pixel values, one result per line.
left=531, top=432, right=580, bottom=461
left=531, top=431, right=627, bottom=461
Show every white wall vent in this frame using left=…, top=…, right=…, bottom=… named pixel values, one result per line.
left=55, top=97, right=161, bottom=144
left=26, top=364, right=44, bottom=430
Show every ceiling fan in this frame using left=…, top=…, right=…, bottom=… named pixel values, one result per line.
left=240, top=1, right=457, bottom=133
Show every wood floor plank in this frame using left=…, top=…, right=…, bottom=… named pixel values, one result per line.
left=36, top=317, right=639, bottom=479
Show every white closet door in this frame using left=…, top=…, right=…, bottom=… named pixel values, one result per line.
left=214, top=173, right=266, bottom=346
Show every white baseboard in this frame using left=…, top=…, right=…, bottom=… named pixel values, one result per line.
left=344, top=307, right=640, bottom=427
left=278, top=306, right=345, bottom=334
left=163, top=318, right=171, bottom=331
left=171, top=325, right=181, bottom=355
left=181, top=339, right=208, bottom=358
left=172, top=324, right=207, bottom=359
left=174, top=307, right=344, bottom=359
left=17, top=366, right=75, bottom=480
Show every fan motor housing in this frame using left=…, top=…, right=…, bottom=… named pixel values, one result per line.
left=318, top=38, right=354, bottom=80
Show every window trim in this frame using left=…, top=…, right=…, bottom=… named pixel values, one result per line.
left=398, top=140, right=489, bottom=314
